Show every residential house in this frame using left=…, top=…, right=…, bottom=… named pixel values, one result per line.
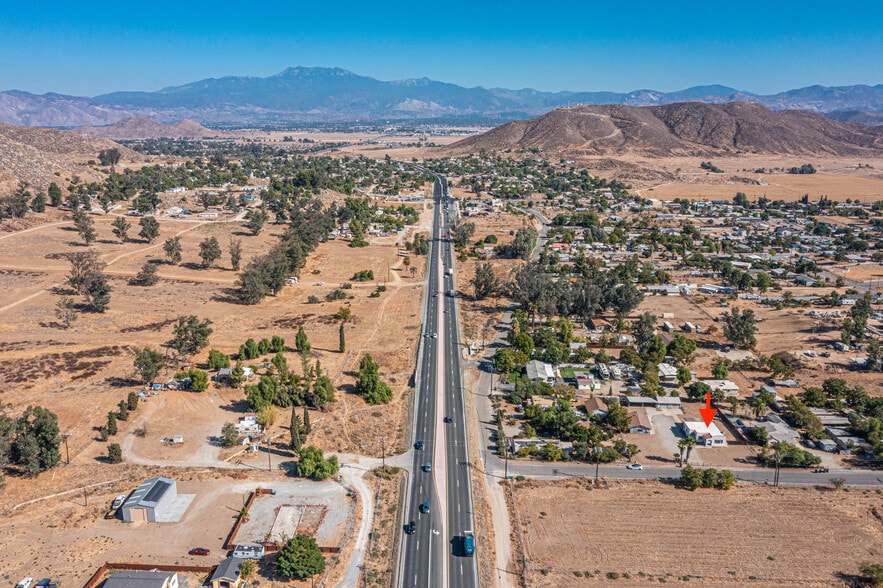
left=681, top=420, right=727, bottom=447
left=105, top=571, right=178, bottom=588
left=701, top=379, right=740, bottom=396
left=657, top=363, right=678, bottom=383
left=578, top=397, right=608, bottom=418
left=628, top=409, right=653, bottom=434
left=525, top=360, right=556, bottom=384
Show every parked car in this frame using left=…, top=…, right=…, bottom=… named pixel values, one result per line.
left=112, top=494, right=126, bottom=510
left=626, top=463, right=644, bottom=470
left=423, top=462, right=432, bottom=472
left=420, top=501, right=431, bottom=514
left=16, top=579, right=33, bottom=588
left=188, top=547, right=210, bottom=556
left=405, top=520, right=416, bottom=535
left=414, top=440, right=424, bottom=450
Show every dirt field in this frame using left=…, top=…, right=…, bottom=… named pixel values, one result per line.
left=513, top=478, right=883, bottom=587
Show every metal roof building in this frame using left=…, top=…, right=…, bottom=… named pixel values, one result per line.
left=121, top=476, right=178, bottom=522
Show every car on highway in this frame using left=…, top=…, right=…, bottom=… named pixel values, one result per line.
left=405, top=520, right=416, bottom=534
left=188, top=547, right=210, bottom=556
left=443, top=415, right=453, bottom=423
left=414, top=440, right=424, bottom=450
left=420, top=501, right=431, bottom=514
left=626, top=463, right=644, bottom=470
left=423, top=462, right=432, bottom=472
left=112, top=494, right=126, bottom=509
left=431, top=333, right=437, bottom=338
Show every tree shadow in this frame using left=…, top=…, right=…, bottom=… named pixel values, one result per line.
left=181, top=262, right=206, bottom=271
left=211, top=288, right=245, bottom=305
left=98, top=239, right=119, bottom=245
left=48, top=285, right=76, bottom=296
left=220, top=398, right=251, bottom=413
left=105, top=376, right=141, bottom=388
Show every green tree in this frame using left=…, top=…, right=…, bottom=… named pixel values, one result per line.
left=355, top=354, right=393, bottom=404
left=138, top=216, right=160, bottom=243
left=276, top=534, right=326, bottom=580
left=492, top=348, right=516, bottom=374
left=48, top=182, right=63, bottom=207
left=349, top=218, right=368, bottom=247
left=295, top=326, right=311, bottom=355
left=118, top=399, right=128, bottom=421
left=187, top=369, right=209, bottom=392
left=296, top=445, right=340, bottom=480
left=712, top=361, right=729, bottom=380
left=290, top=408, right=303, bottom=453
left=111, top=216, right=131, bottom=242
left=107, top=411, right=118, bottom=436
left=472, top=262, right=499, bottom=299
left=722, top=307, right=757, bottom=349
left=229, top=237, right=243, bottom=271
left=860, top=562, right=883, bottom=586
left=199, top=236, right=222, bottom=268
left=229, top=361, right=246, bottom=388
left=131, top=262, right=159, bottom=286
left=171, top=315, right=213, bottom=358
left=72, top=208, right=96, bottom=245
left=633, top=312, right=658, bottom=356
left=127, top=391, right=139, bottom=411
left=98, top=147, right=121, bottom=167
left=133, top=347, right=166, bottom=384
left=11, top=406, right=61, bottom=476
left=339, top=323, right=346, bottom=353
left=163, top=236, right=183, bottom=264
left=302, top=406, right=312, bottom=435
left=207, top=349, right=231, bottom=370
left=667, top=334, right=697, bottom=366
left=54, top=296, right=78, bottom=329
left=313, top=374, right=336, bottom=408
left=84, top=272, right=111, bottom=312
left=246, top=209, right=269, bottom=236
left=221, top=423, right=238, bottom=447
left=107, top=443, right=122, bottom=463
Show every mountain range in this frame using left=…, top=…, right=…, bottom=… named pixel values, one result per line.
left=1, top=67, right=882, bottom=127
left=444, top=102, right=883, bottom=157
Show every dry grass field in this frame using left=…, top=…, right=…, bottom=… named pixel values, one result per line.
left=0, top=196, right=433, bottom=497
left=513, top=478, right=883, bottom=587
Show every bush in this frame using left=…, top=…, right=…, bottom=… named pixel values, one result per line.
left=207, top=349, right=231, bottom=370
left=307, top=295, right=320, bottom=304
left=352, top=270, right=374, bottom=281
left=107, top=443, right=122, bottom=463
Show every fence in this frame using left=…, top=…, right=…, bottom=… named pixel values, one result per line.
left=83, top=563, right=215, bottom=588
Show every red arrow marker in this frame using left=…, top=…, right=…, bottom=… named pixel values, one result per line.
left=699, top=392, right=717, bottom=427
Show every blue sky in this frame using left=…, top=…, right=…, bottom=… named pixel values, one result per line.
left=1, top=0, right=881, bottom=96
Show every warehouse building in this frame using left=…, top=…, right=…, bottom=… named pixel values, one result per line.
left=121, top=476, right=178, bottom=522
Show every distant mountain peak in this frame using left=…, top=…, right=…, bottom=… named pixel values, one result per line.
left=275, top=66, right=356, bottom=78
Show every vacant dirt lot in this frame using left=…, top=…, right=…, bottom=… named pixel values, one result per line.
left=513, top=478, right=883, bottom=587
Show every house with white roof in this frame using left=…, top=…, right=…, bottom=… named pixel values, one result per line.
left=681, top=420, right=727, bottom=447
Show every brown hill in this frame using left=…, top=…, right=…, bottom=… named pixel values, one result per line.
left=75, top=117, right=221, bottom=140
left=444, top=102, right=883, bottom=157
left=0, top=124, right=142, bottom=192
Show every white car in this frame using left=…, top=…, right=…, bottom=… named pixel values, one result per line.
left=626, top=463, right=644, bottom=470
left=112, top=494, right=126, bottom=509
left=17, top=579, right=34, bottom=588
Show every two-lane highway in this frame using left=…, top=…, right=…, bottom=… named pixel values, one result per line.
left=399, top=174, right=478, bottom=588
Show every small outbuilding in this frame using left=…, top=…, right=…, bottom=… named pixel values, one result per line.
left=121, top=477, right=178, bottom=522
left=210, top=557, right=245, bottom=588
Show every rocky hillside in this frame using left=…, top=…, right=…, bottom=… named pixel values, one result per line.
left=444, top=102, right=883, bottom=157
left=0, top=124, right=142, bottom=192
left=75, top=117, right=222, bottom=139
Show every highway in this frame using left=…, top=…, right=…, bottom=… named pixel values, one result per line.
left=400, top=174, right=478, bottom=588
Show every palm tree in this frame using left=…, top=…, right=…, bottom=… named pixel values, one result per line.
left=680, top=436, right=697, bottom=465
left=751, top=398, right=768, bottom=420
left=727, top=396, right=739, bottom=417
